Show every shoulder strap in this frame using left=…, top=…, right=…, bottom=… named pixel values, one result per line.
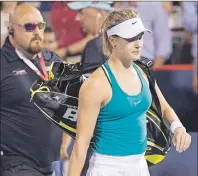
left=134, top=57, right=162, bottom=117
left=101, top=64, right=112, bottom=87
left=135, top=56, right=155, bottom=85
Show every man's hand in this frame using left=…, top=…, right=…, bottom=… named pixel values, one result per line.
left=60, top=143, right=69, bottom=160
left=56, top=48, right=67, bottom=58
left=172, top=127, right=191, bottom=152
left=154, top=57, right=166, bottom=67
left=193, top=74, right=198, bottom=94
left=60, top=133, right=72, bottom=160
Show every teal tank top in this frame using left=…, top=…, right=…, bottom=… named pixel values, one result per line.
left=91, top=61, right=152, bottom=156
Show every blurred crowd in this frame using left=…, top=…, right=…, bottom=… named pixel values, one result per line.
left=1, top=1, right=197, bottom=66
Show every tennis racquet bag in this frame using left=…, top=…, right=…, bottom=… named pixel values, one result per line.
left=30, top=58, right=172, bottom=166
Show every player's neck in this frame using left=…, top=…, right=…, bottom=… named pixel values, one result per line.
left=109, top=55, right=133, bottom=72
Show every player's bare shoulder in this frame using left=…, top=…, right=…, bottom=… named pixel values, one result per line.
left=79, top=66, right=111, bottom=102
left=85, top=67, right=109, bottom=87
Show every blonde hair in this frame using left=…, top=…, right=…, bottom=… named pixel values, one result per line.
left=101, top=8, right=140, bottom=58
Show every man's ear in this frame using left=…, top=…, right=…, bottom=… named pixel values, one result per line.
left=8, top=24, right=14, bottom=37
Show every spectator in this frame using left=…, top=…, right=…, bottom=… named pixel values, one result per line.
left=183, top=2, right=198, bottom=61
left=183, top=2, right=198, bottom=94
left=1, top=4, right=63, bottom=176
left=54, top=1, right=113, bottom=59
left=114, top=2, right=172, bottom=66
left=68, top=1, right=113, bottom=65
left=115, top=2, right=173, bottom=15
left=50, top=2, right=84, bottom=57
left=194, top=59, right=198, bottom=94
left=81, top=34, right=107, bottom=65
left=44, top=26, right=59, bottom=53
left=0, top=1, right=18, bottom=47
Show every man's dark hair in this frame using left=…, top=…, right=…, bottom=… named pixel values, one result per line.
left=44, top=26, right=58, bottom=40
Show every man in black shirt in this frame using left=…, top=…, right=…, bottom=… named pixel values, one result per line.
left=1, top=4, right=62, bottom=176
left=81, top=36, right=107, bottom=65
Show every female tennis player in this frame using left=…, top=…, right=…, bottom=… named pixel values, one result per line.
left=68, top=9, right=191, bottom=176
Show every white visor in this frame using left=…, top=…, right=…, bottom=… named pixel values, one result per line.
left=107, top=18, right=151, bottom=39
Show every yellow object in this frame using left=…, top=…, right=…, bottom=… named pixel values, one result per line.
left=59, top=121, right=76, bottom=133
left=49, top=62, right=55, bottom=80
left=145, top=154, right=165, bottom=164
left=147, top=141, right=164, bottom=151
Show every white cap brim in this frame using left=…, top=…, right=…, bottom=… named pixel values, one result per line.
left=107, top=18, right=152, bottom=39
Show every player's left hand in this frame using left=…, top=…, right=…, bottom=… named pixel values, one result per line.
left=172, top=127, right=191, bottom=152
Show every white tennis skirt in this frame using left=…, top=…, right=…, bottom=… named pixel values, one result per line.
left=86, top=152, right=150, bottom=176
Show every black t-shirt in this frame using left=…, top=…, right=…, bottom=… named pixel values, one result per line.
left=0, top=38, right=62, bottom=174
left=81, top=36, right=107, bottom=65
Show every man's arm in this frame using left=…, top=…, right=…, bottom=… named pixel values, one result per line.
left=193, top=55, right=198, bottom=94
left=153, top=3, right=172, bottom=66
left=60, top=133, right=73, bottom=160
left=56, top=35, right=95, bottom=58
left=183, top=2, right=198, bottom=34
left=183, top=2, right=198, bottom=93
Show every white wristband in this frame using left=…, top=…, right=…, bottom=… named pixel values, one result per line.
left=170, top=121, right=186, bottom=134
